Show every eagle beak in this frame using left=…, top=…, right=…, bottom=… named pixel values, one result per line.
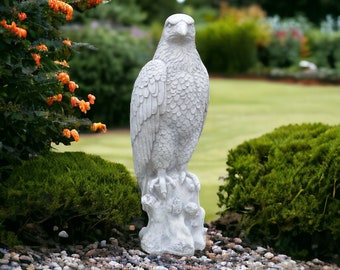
left=176, top=21, right=188, bottom=36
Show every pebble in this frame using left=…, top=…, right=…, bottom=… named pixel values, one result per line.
left=264, top=251, right=274, bottom=259
left=58, top=231, right=69, bottom=238
left=0, top=227, right=339, bottom=270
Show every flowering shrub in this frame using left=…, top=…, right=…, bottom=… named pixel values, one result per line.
left=0, top=0, right=106, bottom=179
left=258, top=16, right=308, bottom=68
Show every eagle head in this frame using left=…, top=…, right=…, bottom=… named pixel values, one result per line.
left=162, top=13, right=195, bottom=44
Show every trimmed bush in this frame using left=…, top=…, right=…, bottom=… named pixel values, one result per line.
left=0, top=151, right=141, bottom=245
left=218, top=123, right=340, bottom=262
left=196, top=18, right=258, bottom=75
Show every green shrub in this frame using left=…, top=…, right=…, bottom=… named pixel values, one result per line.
left=64, top=25, right=152, bottom=127
left=262, top=32, right=302, bottom=68
left=0, top=151, right=141, bottom=245
left=218, top=123, right=340, bottom=262
left=306, top=29, right=340, bottom=70
left=196, top=18, right=258, bottom=75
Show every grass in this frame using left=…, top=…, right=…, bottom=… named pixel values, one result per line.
left=54, top=78, right=340, bottom=221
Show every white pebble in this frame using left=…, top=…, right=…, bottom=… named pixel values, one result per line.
left=256, top=246, right=266, bottom=254
left=264, top=252, right=274, bottom=259
left=212, top=245, right=222, bottom=254
left=50, top=262, right=60, bottom=268
left=58, top=231, right=69, bottom=238
left=234, top=237, right=242, bottom=244
left=88, top=258, right=96, bottom=264
left=0, top=259, right=9, bottom=264
left=233, top=244, right=244, bottom=252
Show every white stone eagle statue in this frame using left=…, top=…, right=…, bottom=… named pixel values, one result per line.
left=130, top=13, right=209, bottom=256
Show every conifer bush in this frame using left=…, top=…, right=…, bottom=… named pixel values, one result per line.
left=0, top=151, right=141, bottom=245
left=218, top=123, right=340, bottom=262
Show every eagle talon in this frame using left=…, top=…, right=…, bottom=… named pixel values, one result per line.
left=180, top=171, right=200, bottom=191
left=149, top=174, right=175, bottom=198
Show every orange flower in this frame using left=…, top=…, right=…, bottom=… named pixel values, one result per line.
left=87, top=94, right=96, bottom=104
left=62, top=128, right=71, bottom=138
left=1, top=20, right=27, bottom=38
left=46, top=96, right=54, bottom=106
left=70, top=129, right=79, bottom=142
left=87, top=0, right=104, bottom=8
left=91, top=122, right=107, bottom=133
left=78, top=100, right=90, bottom=113
left=54, top=60, right=69, bottom=67
left=70, top=96, right=80, bottom=107
left=14, top=26, right=27, bottom=38
left=68, top=81, right=78, bottom=93
left=18, top=12, right=27, bottom=21
left=48, top=0, right=73, bottom=20
left=46, top=94, right=62, bottom=105
left=56, top=93, right=63, bottom=102
left=63, top=39, right=72, bottom=46
left=57, top=71, right=70, bottom=84
left=31, top=53, right=41, bottom=66
left=35, top=44, right=48, bottom=51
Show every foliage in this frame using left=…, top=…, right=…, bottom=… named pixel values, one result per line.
left=258, top=16, right=307, bottom=68
left=306, top=29, right=340, bottom=70
left=218, top=123, right=340, bottom=261
left=0, top=151, right=141, bottom=245
left=63, top=24, right=152, bottom=127
left=72, top=0, right=146, bottom=25
left=196, top=5, right=270, bottom=75
left=224, top=0, right=340, bottom=25
left=0, top=0, right=106, bottom=180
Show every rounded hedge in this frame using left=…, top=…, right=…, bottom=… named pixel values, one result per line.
left=196, top=18, right=259, bottom=75
left=218, top=123, right=340, bottom=262
left=0, top=151, right=141, bottom=245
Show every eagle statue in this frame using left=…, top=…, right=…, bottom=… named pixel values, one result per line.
left=130, top=13, right=209, bottom=256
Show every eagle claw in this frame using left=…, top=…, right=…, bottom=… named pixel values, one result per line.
left=180, top=171, right=200, bottom=191
left=150, top=174, right=175, bottom=198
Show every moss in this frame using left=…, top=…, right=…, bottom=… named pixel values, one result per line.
left=0, top=151, right=141, bottom=245
left=218, top=123, right=340, bottom=262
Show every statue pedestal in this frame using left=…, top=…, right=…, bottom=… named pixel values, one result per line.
left=139, top=172, right=206, bottom=256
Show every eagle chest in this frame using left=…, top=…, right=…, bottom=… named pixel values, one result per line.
left=164, top=63, right=207, bottom=131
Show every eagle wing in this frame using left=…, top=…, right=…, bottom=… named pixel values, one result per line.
left=130, top=59, right=167, bottom=184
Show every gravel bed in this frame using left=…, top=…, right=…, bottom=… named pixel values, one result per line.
left=1, top=226, right=339, bottom=270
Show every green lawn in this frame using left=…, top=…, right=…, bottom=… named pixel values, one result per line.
left=54, top=78, right=340, bottom=221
